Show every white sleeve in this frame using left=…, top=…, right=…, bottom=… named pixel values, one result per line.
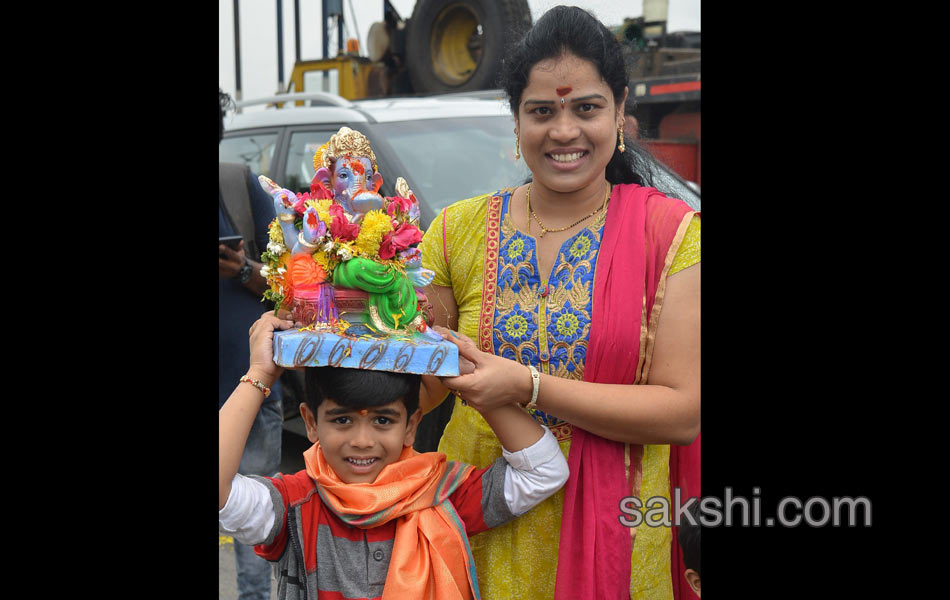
left=218, top=473, right=278, bottom=546
left=501, top=426, right=570, bottom=516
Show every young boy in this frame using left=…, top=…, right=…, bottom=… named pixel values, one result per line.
left=219, top=312, right=569, bottom=600
left=679, top=500, right=702, bottom=597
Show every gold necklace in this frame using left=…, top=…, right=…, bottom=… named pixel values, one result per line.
left=526, top=181, right=611, bottom=238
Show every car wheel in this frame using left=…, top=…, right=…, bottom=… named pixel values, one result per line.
left=405, top=0, right=532, bottom=94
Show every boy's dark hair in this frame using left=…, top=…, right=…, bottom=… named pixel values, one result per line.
left=678, top=499, right=701, bottom=576
left=304, top=366, right=421, bottom=421
left=498, top=5, right=663, bottom=190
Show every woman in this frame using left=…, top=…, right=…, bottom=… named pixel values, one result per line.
left=419, top=6, right=700, bottom=600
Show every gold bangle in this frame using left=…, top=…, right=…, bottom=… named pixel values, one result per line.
left=524, top=365, right=540, bottom=412
left=239, top=375, right=271, bottom=398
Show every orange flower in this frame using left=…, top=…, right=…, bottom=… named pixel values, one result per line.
left=287, top=253, right=328, bottom=293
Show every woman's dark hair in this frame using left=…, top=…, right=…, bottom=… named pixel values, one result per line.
left=304, top=366, right=421, bottom=421
left=499, top=5, right=661, bottom=188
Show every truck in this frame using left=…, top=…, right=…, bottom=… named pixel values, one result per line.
left=618, top=17, right=701, bottom=188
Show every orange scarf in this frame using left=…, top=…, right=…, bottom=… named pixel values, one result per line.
left=304, top=442, right=480, bottom=600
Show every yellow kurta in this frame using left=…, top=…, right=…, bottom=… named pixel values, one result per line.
left=420, top=190, right=700, bottom=599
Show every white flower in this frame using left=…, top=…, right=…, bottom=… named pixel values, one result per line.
left=267, top=241, right=286, bottom=255
left=337, top=246, right=352, bottom=260
left=277, top=267, right=287, bottom=275
left=260, top=265, right=271, bottom=278
left=323, top=241, right=335, bottom=253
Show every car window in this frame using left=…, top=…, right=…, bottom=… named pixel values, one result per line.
left=371, top=116, right=531, bottom=215
left=283, top=129, right=343, bottom=194
left=220, top=132, right=278, bottom=176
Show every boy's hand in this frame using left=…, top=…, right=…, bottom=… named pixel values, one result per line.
left=247, top=311, right=296, bottom=385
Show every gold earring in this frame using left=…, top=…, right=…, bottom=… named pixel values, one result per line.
left=514, top=129, right=521, bottom=159
left=618, top=123, right=626, bottom=153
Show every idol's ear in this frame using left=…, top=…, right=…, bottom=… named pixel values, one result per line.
left=315, top=166, right=332, bottom=189
left=369, top=172, right=383, bottom=193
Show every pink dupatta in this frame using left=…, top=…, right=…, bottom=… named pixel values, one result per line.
left=553, top=184, right=695, bottom=599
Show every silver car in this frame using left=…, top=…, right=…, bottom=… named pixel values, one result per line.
left=220, top=91, right=700, bottom=232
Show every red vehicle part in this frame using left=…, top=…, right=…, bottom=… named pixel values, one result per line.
left=645, top=111, right=701, bottom=186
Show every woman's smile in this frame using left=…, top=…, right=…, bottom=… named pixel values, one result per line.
left=546, top=148, right=589, bottom=169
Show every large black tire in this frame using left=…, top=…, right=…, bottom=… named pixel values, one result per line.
left=405, top=0, right=532, bottom=94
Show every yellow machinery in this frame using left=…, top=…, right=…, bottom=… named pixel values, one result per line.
left=265, top=0, right=535, bottom=105
left=280, top=55, right=374, bottom=105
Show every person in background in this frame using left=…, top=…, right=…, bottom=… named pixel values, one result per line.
left=219, top=89, right=283, bottom=600
left=678, top=500, right=702, bottom=598
left=418, top=6, right=700, bottom=599
left=623, top=95, right=640, bottom=140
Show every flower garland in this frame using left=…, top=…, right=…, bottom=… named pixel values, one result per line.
left=260, top=186, right=424, bottom=314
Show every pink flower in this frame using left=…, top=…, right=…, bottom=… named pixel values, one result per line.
left=328, top=203, right=359, bottom=241
left=293, top=192, right=311, bottom=215
left=385, top=195, right=412, bottom=218
left=378, top=222, right=423, bottom=260
left=310, top=179, right=334, bottom=200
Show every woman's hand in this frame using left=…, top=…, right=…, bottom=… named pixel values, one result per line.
left=247, top=311, right=296, bottom=386
left=434, top=326, right=533, bottom=413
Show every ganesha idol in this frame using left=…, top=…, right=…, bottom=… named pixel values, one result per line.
left=257, top=126, right=435, bottom=337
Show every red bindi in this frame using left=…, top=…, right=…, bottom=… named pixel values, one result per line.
left=349, top=160, right=365, bottom=175
left=556, top=86, right=572, bottom=108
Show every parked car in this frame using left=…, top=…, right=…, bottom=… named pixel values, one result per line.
left=220, top=90, right=701, bottom=449
left=220, top=90, right=701, bottom=232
